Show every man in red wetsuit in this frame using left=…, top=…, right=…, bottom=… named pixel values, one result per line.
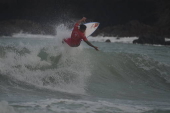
left=63, top=17, right=99, bottom=51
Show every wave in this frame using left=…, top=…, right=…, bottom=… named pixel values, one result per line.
left=86, top=51, right=170, bottom=99
left=0, top=41, right=91, bottom=95
left=0, top=42, right=170, bottom=100
left=0, top=24, right=170, bottom=101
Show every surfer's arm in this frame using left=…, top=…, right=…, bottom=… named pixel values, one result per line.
left=84, top=40, right=99, bottom=51
left=76, top=17, right=86, bottom=24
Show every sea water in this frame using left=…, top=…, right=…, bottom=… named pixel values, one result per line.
left=0, top=27, right=170, bottom=113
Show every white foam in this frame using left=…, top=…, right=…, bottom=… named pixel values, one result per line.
left=2, top=98, right=170, bottom=113
left=10, top=32, right=170, bottom=44
left=0, top=101, right=17, bottom=113
left=88, top=36, right=138, bottom=43
left=0, top=44, right=90, bottom=94
left=9, top=24, right=139, bottom=44
left=9, top=99, right=160, bottom=113
left=0, top=24, right=92, bottom=95
left=165, top=38, right=170, bottom=41
left=0, top=101, right=50, bottom=113
left=12, top=33, right=55, bottom=39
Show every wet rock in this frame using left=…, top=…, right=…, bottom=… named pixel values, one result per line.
left=165, top=41, right=170, bottom=45
left=105, top=39, right=111, bottom=42
left=133, top=35, right=165, bottom=45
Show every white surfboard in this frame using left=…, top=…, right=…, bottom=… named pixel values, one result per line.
left=84, top=22, right=100, bottom=37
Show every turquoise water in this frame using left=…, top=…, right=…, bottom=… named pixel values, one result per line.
left=0, top=37, right=170, bottom=113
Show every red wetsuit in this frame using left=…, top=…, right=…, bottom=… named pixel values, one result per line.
left=64, top=23, right=87, bottom=46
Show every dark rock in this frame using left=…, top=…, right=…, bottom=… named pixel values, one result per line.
left=105, top=39, right=111, bottom=42
left=133, top=39, right=140, bottom=44
left=133, top=35, right=165, bottom=45
left=165, top=41, right=170, bottom=45
left=98, top=20, right=155, bottom=37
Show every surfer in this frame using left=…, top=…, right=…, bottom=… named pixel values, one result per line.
left=63, top=17, right=99, bottom=51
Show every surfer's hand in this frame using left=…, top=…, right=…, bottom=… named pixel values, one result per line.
left=77, top=17, right=86, bottom=24
left=94, top=46, right=99, bottom=51
left=81, top=17, right=86, bottom=22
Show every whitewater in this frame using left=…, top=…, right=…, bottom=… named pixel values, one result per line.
left=0, top=25, right=170, bottom=113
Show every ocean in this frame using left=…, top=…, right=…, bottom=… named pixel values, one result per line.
left=0, top=26, right=170, bottom=113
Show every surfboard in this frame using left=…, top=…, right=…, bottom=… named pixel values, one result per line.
left=84, top=22, right=100, bottom=37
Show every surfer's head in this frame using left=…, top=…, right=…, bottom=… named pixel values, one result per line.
left=79, top=24, right=86, bottom=33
